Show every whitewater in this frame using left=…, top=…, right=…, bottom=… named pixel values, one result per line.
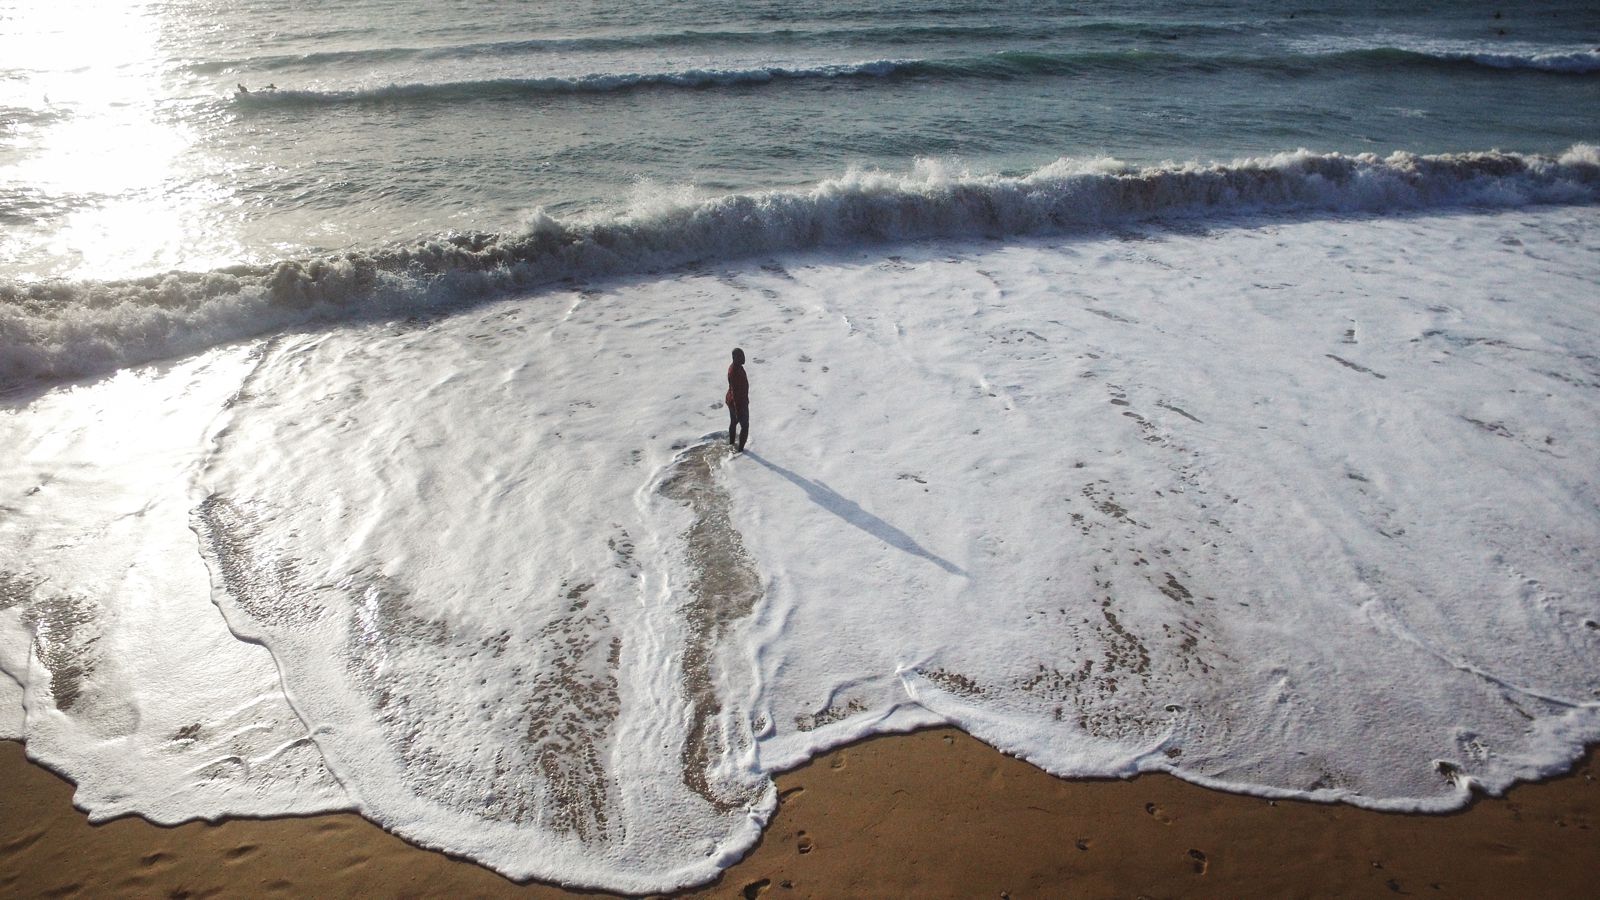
left=6, top=148, right=1599, bottom=389
left=4, top=189, right=1599, bottom=890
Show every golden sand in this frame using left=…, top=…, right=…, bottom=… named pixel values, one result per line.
left=3, top=729, right=1596, bottom=898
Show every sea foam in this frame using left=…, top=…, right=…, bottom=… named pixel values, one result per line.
left=3, top=147, right=1597, bottom=390
left=4, top=203, right=1596, bottom=891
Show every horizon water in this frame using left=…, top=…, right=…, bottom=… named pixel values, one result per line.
left=2, top=0, right=1599, bottom=891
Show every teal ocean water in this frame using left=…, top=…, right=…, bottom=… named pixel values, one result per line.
left=2, top=0, right=1597, bottom=381
left=4, top=0, right=1598, bottom=284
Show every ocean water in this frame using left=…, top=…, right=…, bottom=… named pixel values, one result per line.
left=2, top=0, right=1599, bottom=891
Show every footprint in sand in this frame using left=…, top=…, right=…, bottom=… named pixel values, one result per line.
left=742, top=878, right=772, bottom=898
left=1145, top=801, right=1173, bottom=824
left=1189, top=848, right=1208, bottom=874
left=223, top=844, right=259, bottom=862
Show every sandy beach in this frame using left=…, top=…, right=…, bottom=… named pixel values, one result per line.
left=4, top=729, right=1596, bottom=898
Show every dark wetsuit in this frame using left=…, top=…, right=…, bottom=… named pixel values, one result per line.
left=726, top=362, right=749, bottom=450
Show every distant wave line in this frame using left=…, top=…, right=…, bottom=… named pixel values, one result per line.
left=1344, top=45, right=1600, bottom=75
left=222, top=46, right=1600, bottom=109
left=228, top=61, right=914, bottom=106
left=187, top=19, right=1252, bottom=75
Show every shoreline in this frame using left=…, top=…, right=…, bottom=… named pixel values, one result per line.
left=4, top=729, right=1596, bottom=898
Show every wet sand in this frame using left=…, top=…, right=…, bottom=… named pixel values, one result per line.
left=3, top=729, right=1596, bottom=898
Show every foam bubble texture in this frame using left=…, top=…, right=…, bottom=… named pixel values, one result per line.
left=4, top=147, right=1596, bottom=389
left=0, top=351, right=349, bottom=821
left=3, top=204, right=1597, bottom=890
left=0, top=668, right=22, bottom=740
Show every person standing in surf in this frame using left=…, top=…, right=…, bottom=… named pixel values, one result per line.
left=727, top=347, right=750, bottom=452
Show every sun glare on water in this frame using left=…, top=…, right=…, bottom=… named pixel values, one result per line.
left=0, top=0, right=230, bottom=280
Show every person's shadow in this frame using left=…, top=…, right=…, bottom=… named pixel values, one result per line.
left=743, top=451, right=967, bottom=577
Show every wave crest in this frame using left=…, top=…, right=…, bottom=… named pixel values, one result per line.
left=1290, top=35, right=1600, bottom=75
left=225, top=43, right=1599, bottom=109
left=4, top=147, right=1598, bottom=388
left=1441, top=48, right=1600, bottom=74
left=1346, top=46, right=1600, bottom=74
left=230, top=61, right=910, bottom=106
left=191, top=21, right=1251, bottom=76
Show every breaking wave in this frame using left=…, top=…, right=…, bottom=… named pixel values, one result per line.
left=3, top=146, right=1598, bottom=388
left=1294, top=37, right=1600, bottom=75
left=1427, top=48, right=1600, bottom=74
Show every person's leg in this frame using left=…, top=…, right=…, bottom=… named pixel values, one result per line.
left=729, top=403, right=738, bottom=446
left=736, top=404, right=749, bottom=451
